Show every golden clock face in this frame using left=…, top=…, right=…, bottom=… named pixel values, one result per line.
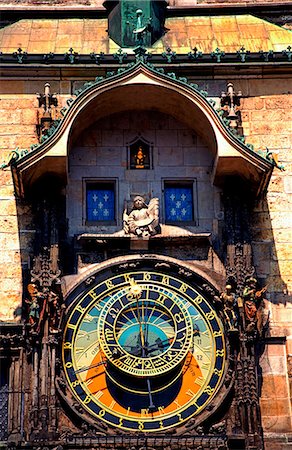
left=62, top=263, right=226, bottom=432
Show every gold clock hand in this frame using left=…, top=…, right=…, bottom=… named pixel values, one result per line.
left=75, top=359, right=106, bottom=374
left=135, top=296, right=156, bottom=411
left=146, top=378, right=156, bottom=412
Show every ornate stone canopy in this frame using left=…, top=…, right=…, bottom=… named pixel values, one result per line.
left=10, top=60, right=273, bottom=197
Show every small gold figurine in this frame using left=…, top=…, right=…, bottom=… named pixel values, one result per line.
left=134, top=146, right=146, bottom=169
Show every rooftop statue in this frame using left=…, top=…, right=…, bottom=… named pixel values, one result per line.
left=123, top=195, right=160, bottom=237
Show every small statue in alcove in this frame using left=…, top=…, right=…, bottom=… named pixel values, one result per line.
left=123, top=196, right=160, bottom=237
left=48, top=289, right=64, bottom=333
left=242, top=277, right=267, bottom=334
left=25, top=283, right=44, bottom=331
left=221, top=284, right=238, bottom=332
left=130, top=142, right=150, bottom=169
left=134, top=146, right=146, bottom=169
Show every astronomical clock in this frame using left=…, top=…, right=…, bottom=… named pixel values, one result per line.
left=60, top=258, right=229, bottom=434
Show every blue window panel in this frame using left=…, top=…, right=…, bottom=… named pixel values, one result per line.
left=165, top=186, right=193, bottom=222
left=87, top=188, right=115, bottom=221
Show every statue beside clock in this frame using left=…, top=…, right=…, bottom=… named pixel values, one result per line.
left=60, top=257, right=228, bottom=434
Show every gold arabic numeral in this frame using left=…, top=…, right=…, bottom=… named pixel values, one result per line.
left=76, top=305, right=86, bottom=314
left=109, top=400, right=116, bottom=409
left=94, top=390, right=103, bottom=400
left=138, top=421, right=144, bottom=431
left=186, top=389, right=195, bottom=397
left=105, top=280, right=114, bottom=290
left=193, top=295, right=203, bottom=305
left=65, top=362, right=73, bottom=369
left=141, top=408, right=149, bottom=417
left=118, top=418, right=123, bottom=428
left=216, top=349, right=225, bottom=357
left=179, top=283, right=188, bottom=293
left=159, top=420, right=164, bottom=429
left=72, top=380, right=80, bottom=388
left=124, top=273, right=132, bottom=283
left=143, top=272, right=151, bottom=281
left=177, top=412, right=184, bottom=423
left=213, top=330, right=223, bottom=338
left=205, top=311, right=215, bottom=320
left=195, top=376, right=204, bottom=387
left=158, top=406, right=165, bottom=415
left=89, top=290, right=98, bottom=300
left=83, top=395, right=91, bottom=405
left=162, top=275, right=169, bottom=285
left=99, top=409, right=106, bottom=417
left=204, top=386, right=215, bottom=396
left=63, top=342, right=72, bottom=350
left=214, top=368, right=223, bottom=377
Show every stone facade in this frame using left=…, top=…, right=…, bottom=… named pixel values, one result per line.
left=0, top=2, right=291, bottom=449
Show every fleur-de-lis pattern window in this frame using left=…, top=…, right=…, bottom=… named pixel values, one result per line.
left=164, top=185, right=194, bottom=222
left=87, top=184, right=115, bottom=222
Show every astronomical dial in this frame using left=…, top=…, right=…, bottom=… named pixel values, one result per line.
left=98, top=283, right=193, bottom=377
left=62, top=267, right=226, bottom=432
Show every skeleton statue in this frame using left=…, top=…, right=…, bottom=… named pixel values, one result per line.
left=48, top=289, right=64, bottom=333
left=123, top=196, right=160, bottom=237
left=220, top=284, right=238, bottom=332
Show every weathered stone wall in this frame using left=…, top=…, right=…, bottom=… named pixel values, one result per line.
left=241, top=90, right=292, bottom=439
left=0, top=89, right=37, bottom=322
left=0, top=80, right=71, bottom=322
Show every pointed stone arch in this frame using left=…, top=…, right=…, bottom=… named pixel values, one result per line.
left=12, top=62, right=273, bottom=197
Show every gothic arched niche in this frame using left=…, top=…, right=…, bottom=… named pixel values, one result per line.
left=67, top=109, right=214, bottom=237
